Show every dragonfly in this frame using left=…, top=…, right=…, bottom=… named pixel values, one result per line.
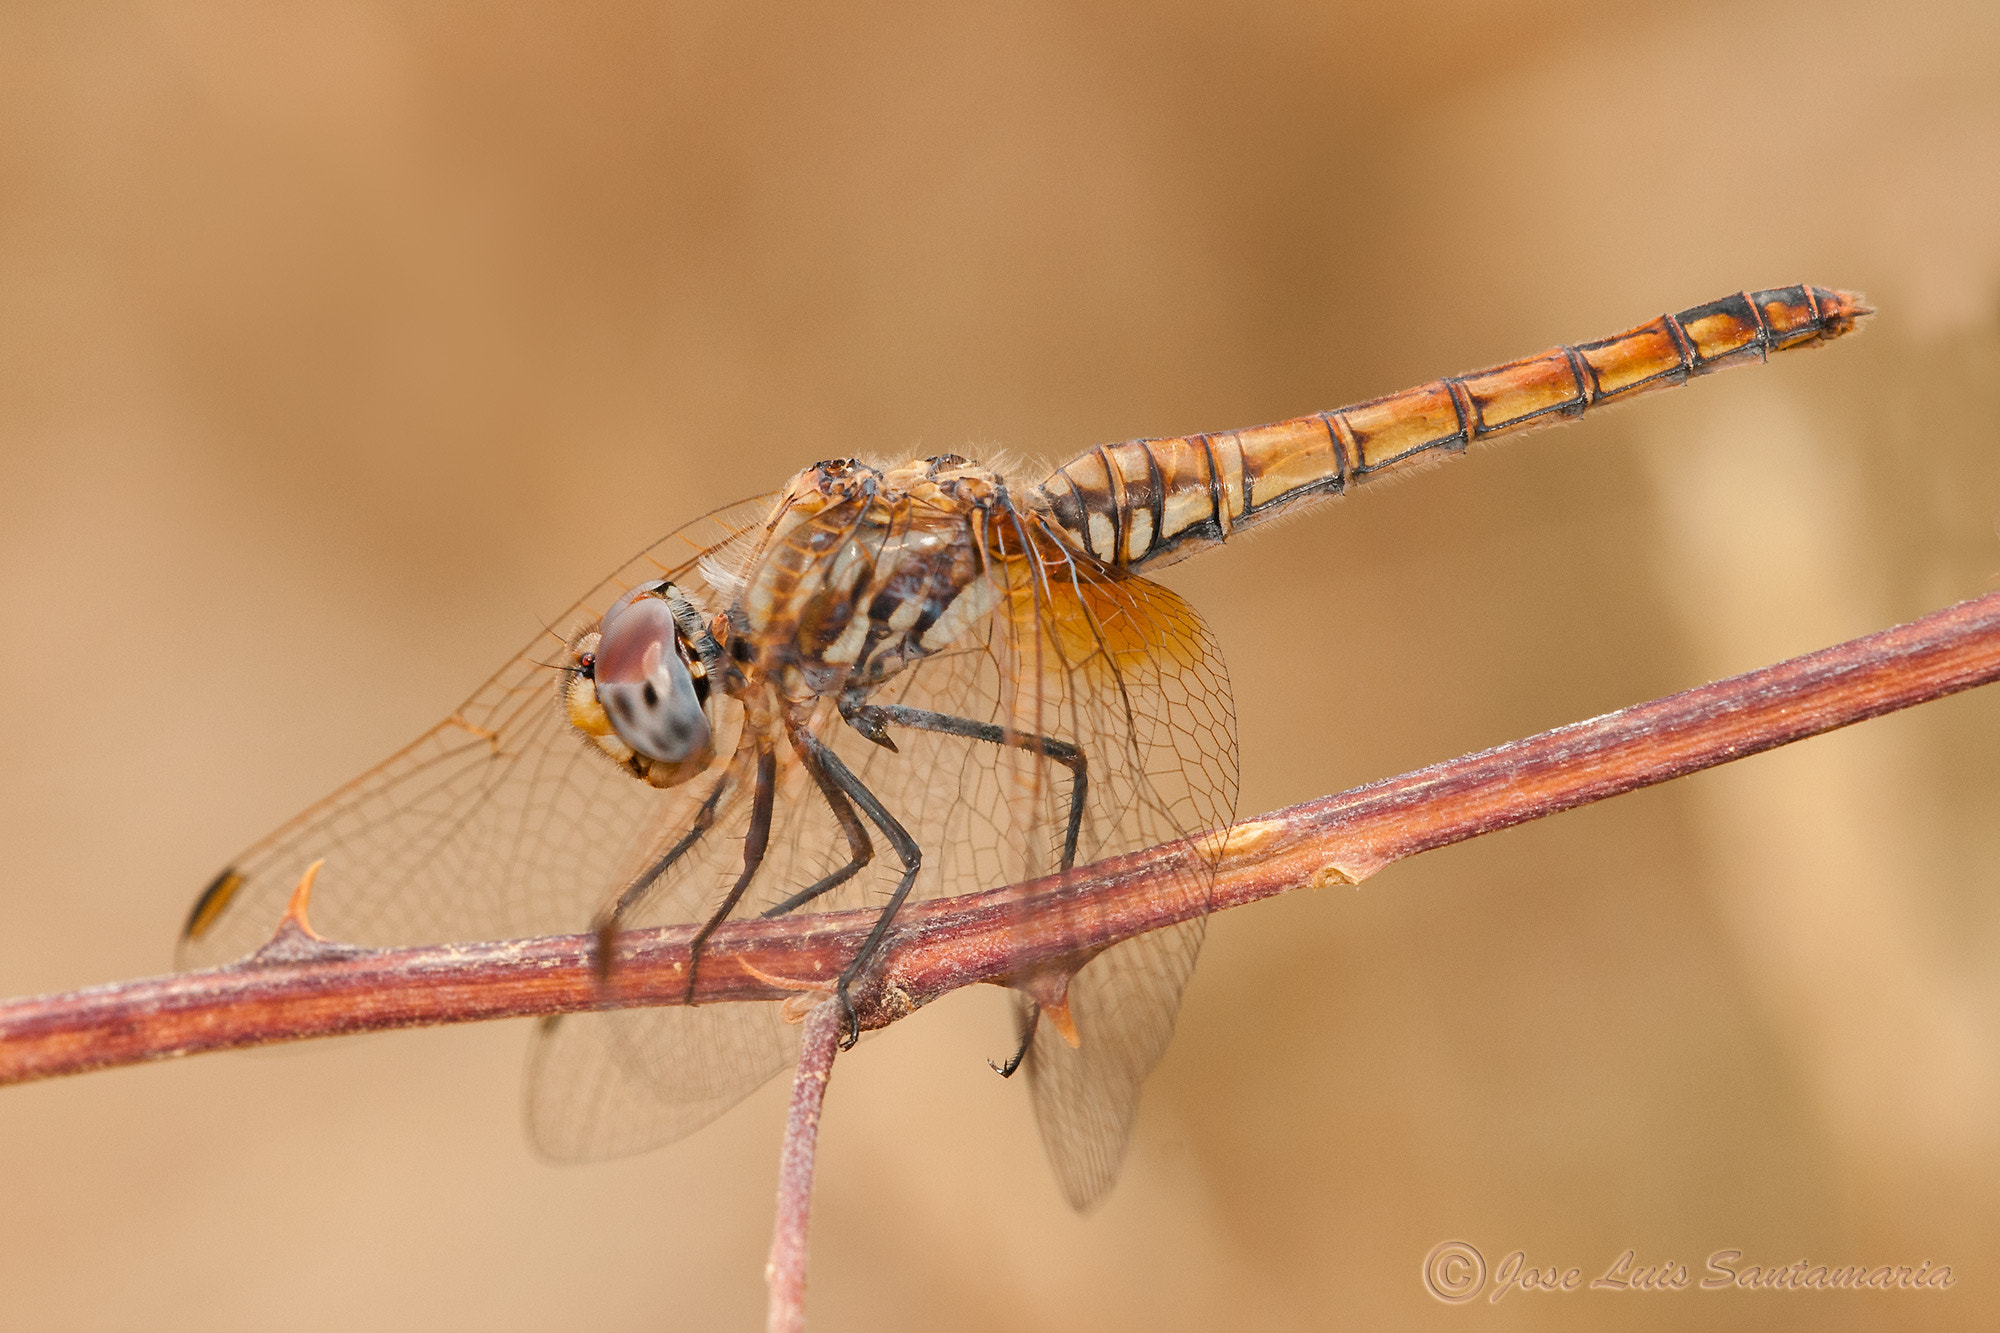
left=178, top=284, right=1867, bottom=1209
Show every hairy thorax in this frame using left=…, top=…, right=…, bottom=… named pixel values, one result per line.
left=741, top=455, right=1016, bottom=703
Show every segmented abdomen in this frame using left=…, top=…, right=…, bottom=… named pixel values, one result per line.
left=1033, top=284, right=1870, bottom=571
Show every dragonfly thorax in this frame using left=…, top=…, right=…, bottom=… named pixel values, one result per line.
left=744, top=455, right=1011, bottom=699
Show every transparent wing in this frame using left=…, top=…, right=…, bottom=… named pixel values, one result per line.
left=523, top=1003, right=801, bottom=1163
left=1016, top=918, right=1204, bottom=1211
left=175, top=492, right=783, bottom=969
left=183, top=481, right=1236, bottom=1187
left=992, top=524, right=1238, bottom=1210
left=525, top=500, right=1237, bottom=1183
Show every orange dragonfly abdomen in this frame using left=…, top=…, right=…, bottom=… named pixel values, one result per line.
left=1035, top=284, right=1871, bottom=571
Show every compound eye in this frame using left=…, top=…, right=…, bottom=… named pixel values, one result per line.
left=593, top=593, right=711, bottom=765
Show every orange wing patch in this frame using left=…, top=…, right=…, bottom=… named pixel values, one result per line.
left=996, top=520, right=1207, bottom=679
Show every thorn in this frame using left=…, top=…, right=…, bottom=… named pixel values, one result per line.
left=243, top=859, right=367, bottom=965
left=1018, top=969, right=1082, bottom=1049
left=1042, top=996, right=1081, bottom=1049
left=280, top=860, right=327, bottom=941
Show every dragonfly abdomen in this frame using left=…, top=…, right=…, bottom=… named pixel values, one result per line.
left=1034, top=284, right=1870, bottom=571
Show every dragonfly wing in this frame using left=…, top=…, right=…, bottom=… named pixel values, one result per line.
left=516, top=699, right=882, bottom=1160
left=518, top=499, right=1238, bottom=1181
left=185, top=490, right=850, bottom=1160
left=524, top=1003, right=802, bottom=1163
left=1020, top=919, right=1204, bottom=1210
left=176, top=494, right=783, bottom=970
left=986, top=518, right=1238, bottom=1208
left=182, top=477, right=1237, bottom=1189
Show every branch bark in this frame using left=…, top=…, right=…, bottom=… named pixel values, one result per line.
left=4, top=589, right=1999, bottom=1087
left=765, top=998, right=841, bottom=1333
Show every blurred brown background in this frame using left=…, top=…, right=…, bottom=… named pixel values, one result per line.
left=4, top=2, right=1999, bottom=1329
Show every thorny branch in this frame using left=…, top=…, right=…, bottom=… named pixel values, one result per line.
left=4, top=588, right=2000, bottom=1086
left=8, top=588, right=2000, bottom=1331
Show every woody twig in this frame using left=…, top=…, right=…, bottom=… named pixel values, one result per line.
left=2, top=589, right=1998, bottom=1086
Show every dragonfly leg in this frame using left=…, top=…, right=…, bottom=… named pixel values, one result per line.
left=760, top=724, right=874, bottom=918
left=989, top=1007, right=1035, bottom=1078
left=796, top=737, right=922, bottom=1049
left=843, top=701, right=1088, bottom=871
left=845, top=700, right=1091, bottom=1073
left=590, top=772, right=733, bottom=981
left=679, top=744, right=778, bottom=1003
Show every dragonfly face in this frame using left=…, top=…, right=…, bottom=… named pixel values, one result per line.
left=179, top=285, right=1867, bottom=1207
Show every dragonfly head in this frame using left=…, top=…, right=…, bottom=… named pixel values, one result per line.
left=563, top=582, right=715, bottom=786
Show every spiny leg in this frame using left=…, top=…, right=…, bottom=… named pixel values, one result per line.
left=842, top=700, right=1090, bottom=1078
left=989, top=1005, right=1036, bottom=1077
left=680, top=744, right=778, bottom=1003
left=801, top=739, right=922, bottom=1049
left=843, top=701, right=1088, bottom=870
left=591, top=772, right=733, bottom=981
left=761, top=725, right=874, bottom=918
